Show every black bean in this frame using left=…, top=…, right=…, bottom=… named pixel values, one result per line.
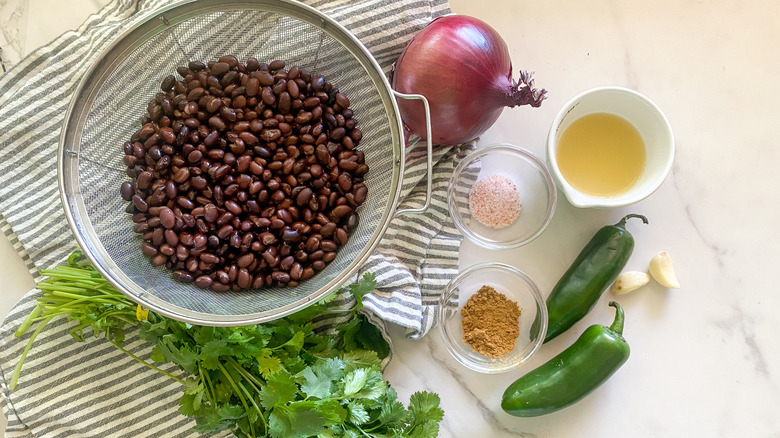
left=211, top=62, right=230, bottom=77
left=271, top=271, right=291, bottom=283
left=120, top=182, right=134, bottom=201
left=132, top=195, right=148, bottom=212
left=268, top=60, right=286, bottom=71
left=237, top=269, right=252, bottom=288
left=194, top=275, right=213, bottom=288
left=335, top=92, right=350, bottom=108
left=173, top=270, right=194, bottom=283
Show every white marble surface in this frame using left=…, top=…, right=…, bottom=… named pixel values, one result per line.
left=2, top=0, right=780, bottom=437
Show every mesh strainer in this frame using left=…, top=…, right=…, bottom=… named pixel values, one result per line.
left=58, top=0, right=432, bottom=326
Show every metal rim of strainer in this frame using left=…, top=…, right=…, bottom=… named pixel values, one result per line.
left=58, top=0, right=432, bottom=326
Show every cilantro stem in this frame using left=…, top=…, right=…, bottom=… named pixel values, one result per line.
left=14, top=304, right=43, bottom=337
left=37, top=285, right=90, bottom=294
left=226, top=361, right=268, bottom=433
left=198, top=363, right=216, bottom=406
left=217, top=362, right=257, bottom=438
left=10, top=315, right=55, bottom=390
left=112, top=343, right=186, bottom=386
left=226, top=357, right=265, bottom=390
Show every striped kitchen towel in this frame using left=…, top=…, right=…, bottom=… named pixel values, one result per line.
left=0, top=0, right=478, bottom=436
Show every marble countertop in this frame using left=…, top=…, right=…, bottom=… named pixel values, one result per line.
left=2, top=0, right=779, bottom=437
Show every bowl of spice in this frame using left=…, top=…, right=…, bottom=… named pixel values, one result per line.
left=448, top=144, right=557, bottom=249
left=437, top=262, right=548, bottom=373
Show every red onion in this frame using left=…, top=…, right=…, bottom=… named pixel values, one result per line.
left=391, top=15, right=546, bottom=145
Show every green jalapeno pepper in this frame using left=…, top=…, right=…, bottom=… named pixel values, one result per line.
left=532, top=213, right=647, bottom=343
left=502, top=301, right=630, bottom=417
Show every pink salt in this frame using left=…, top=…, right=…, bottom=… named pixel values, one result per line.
left=468, top=175, right=522, bottom=229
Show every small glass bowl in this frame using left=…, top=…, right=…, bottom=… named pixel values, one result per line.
left=448, top=144, right=557, bottom=249
left=437, top=262, right=548, bottom=374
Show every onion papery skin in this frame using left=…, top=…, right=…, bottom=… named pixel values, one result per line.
left=392, top=15, right=546, bottom=145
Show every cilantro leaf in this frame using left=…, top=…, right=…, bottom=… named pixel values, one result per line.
left=408, top=391, right=444, bottom=423
left=255, top=350, right=284, bottom=379
left=351, top=369, right=385, bottom=400
left=347, top=400, right=370, bottom=425
left=342, top=368, right=369, bottom=397
left=300, top=358, right=343, bottom=400
left=259, top=371, right=298, bottom=409
left=269, top=404, right=326, bottom=438
left=199, top=339, right=231, bottom=370
left=154, top=337, right=199, bottom=374
left=352, top=315, right=390, bottom=359
left=192, top=404, right=241, bottom=435
left=408, top=420, right=440, bottom=438
left=179, top=391, right=203, bottom=416
left=341, top=350, right=381, bottom=373
left=349, top=273, right=376, bottom=310
left=317, top=400, right=347, bottom=426
left=406, top=391, right=444, bottom=438
left=378, top=387, right=410, bottom=427
left=283, top=330, right=306, bottom=354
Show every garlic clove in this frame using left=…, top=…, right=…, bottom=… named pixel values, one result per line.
left=610, top=271, right=650, bottom=295
left=649, top=251, right=681, bottom=289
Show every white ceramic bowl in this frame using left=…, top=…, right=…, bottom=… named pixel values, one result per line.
left=547, top=87, right=674, bottom=208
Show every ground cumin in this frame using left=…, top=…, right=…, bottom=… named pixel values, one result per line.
left=461, top=285, right=521, bottom=358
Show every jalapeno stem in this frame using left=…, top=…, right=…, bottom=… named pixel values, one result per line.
left=615, top=214, right=648, bottom=228
left=607, top=301, right=625, bottom=335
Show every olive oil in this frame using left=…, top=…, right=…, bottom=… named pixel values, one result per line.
left=556, top=112, right=646, bottom=197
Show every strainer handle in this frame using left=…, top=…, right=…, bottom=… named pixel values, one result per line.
left=391, top=90, right=433, bottom=216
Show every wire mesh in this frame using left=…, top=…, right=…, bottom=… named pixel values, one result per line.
left=61, top=0, right=401, bottom=324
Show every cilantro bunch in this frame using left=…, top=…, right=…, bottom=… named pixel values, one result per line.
left=11, top=252, right=444, bottom=437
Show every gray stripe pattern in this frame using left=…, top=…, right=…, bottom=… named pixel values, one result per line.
left=0, top=0, right=472, bottom=436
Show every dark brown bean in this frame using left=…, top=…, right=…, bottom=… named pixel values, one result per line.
left=289, top=263, right=303, bottom=280
left=305, top=235, right=320, bottom=252
left=159, top=244, right=176, bottom=256
left=320, top=240, right=338, bottom=252
left=211, top=62, right=230, bottom=77
left=271, top=271, right=291, bottom=283
left=209, top=116, right=227, bottom=130
left=335, top=92, right=350, bottom=108
left=200, top=253, right=219, bottom=264
left=161, top=75, right=176, bottom=91
left=217, top=225, right=234, bottom=239
left=225, top=200, right=242, bottom=215
left=282, top=229, right=301, bottom=243
left=132, top=195, right=148, bottom=212
left=194, top=275, right=213, bottom=288
left=335, top=228, right=348, bottom=245
left=236, top=253, right=254, bottom=269
left=261, top=87, right=275, bottom=105
left=164, top=229, right=179, bottom=246
left=301, top=267, right=315, bottom=280
left=141, top=242, right=158, bottom=256
left=320, top=222, right=337, bottom=236
left=212, top=282, right=230, bottom=292
left=151, top=254, right=168, bottom=266
left=159, top=207, right=176, bottom=229
left=120, top=182, right=134, bottom=201
left=193, top=233, right=208, bottom=248
left=172, top=270, right=194, bottom=283
left=338, top=173, right=352, bottom=192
